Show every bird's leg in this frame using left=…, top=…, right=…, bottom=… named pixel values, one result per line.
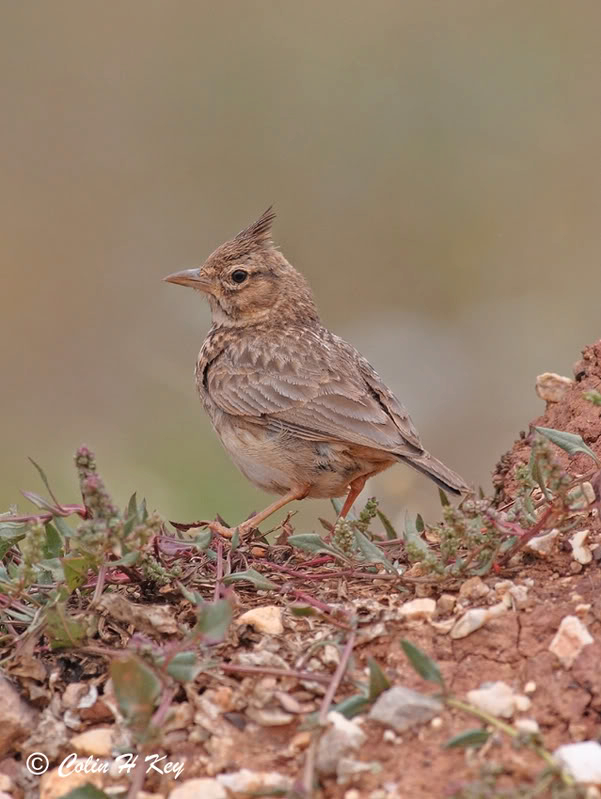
left=206, top=487, right=309, bottom=539
left=338, top=475, right=367, bottom=519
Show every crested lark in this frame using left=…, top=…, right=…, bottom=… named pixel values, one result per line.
left=165, top=209, right=469, bottom=537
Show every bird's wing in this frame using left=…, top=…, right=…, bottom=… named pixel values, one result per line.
left=205, top=328, right=424, bottom=455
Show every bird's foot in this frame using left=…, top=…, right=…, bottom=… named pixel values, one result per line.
left=203, top=519, right=257, bottom=539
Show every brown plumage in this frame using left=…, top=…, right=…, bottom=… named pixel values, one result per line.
left=164, top=208, right=469, bottom=537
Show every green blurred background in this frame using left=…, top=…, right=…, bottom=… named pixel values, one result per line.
left=2, top=1, right=600, bottom=531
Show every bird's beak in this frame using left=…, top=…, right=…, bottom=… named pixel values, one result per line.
left=163, top=268, right=212, bottom=293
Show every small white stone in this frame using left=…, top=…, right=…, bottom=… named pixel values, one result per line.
left=581, top=482, right=596, bottom=505
left=70, top=727, right=113, bottom=757
left=466, top=682, right=516, bottom=719
left=216, top=770, right=291, bottom=796
left=316, top=712, right=367, bottom=776
left=508, top=584, right=529, bottom=608
left=399, top=598, right=436, bottom=620
left=458, top=576, right=490, bottom=601
left=436, top=594, right=456, bottom=614
left=570, top=530, right=593, bottom=565
left=169, top=778, right=227, bottom=799
left=382, top=729, right=396, bottom=742
left=40, top=764, right=104, bottom=799
left=575, top=603, right=592, bottom=615
left=526, top=529, right=560, bottom=557
left=514, top=695, right=532, bottom=712
left=524, top=681, right=537, bottom=694
left=450, top=598, right=509, bottom=639
left=236, top=606, right=283, bottom=635
left=344, top=790, right=361, bottom=799
left=554, top=741, right=601, bottom=785
left=535, top=372, right=573, bottom=403
left=515, top=718, right=540, bottom=734
left=431, top=716, right=443, bottom=729
left=549, top=615, right=594, bottom=668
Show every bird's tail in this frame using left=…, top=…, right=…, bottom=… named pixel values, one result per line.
left=398, top=451, right=470, bottom=497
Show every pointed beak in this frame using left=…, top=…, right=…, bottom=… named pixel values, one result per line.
left=163, top=268, right=212, bottom=292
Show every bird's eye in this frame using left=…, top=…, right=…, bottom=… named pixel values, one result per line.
left=231, top=269, right=248, bottom=285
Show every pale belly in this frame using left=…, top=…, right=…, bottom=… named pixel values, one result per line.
left=213, top=412, right=395, bottom=498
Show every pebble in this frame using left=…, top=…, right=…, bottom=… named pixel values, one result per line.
left=236, top=606, right=283, bottom=635
left=535, top=372, right=572, bottom=403
left=217, top=769, right=292, bottom=796
left=369, top=686, right=443, bottom=732
left=169, top=779, right=226, bottom=799
left=524, top=681, right=537, bottom=694
left=316, top=712, right=367, bottom=776
left=450, top=596, right=510, bottom=639
left=399, top=598, right=436, bottom=620
left=570, top=530, right=593, bottom=565
left=554, top=741, right=601, bottom=785
left=515, top=718, right=540, bottom=734
left=526, top=529, right=560, bottom=557
left=70, top=727, right=113, bottom=757
left=458, top=576, right=490, bottom=601
left=436, top=593, right=456, bottom=614
left=40, top=763, right=104, bottom=799
left=549, top=615, right=594, bottom=668
left=467, top=681, right=516, bottom=718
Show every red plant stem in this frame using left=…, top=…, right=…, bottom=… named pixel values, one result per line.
left=1, top=504, right=87, bottom=524
left=498, top=503, right=556, bottom=564
left=318, top=629, right=356, bottom=725
left=299, top=556, right=335, bottom=567
left=213, top=539, right=223, bottom=602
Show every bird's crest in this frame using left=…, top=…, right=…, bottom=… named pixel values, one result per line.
left=234, top=206, right=276, bottom=250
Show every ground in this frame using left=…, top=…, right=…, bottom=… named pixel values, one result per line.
left=1, top=342, right=600, bottom=799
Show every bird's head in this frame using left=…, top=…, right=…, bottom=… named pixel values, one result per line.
left=164, top=208, right=319, bottom=327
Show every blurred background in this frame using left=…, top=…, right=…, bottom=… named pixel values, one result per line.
left=2, top=1, right=600, bottom=532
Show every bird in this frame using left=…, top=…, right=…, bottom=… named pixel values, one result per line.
left=164, top=208, right=469, bottom=538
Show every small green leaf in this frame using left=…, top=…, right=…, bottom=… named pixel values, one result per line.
left=289, top=604, right=317, bottom=617
left=400, top=639, right=445, bottom=688
left=403, top=514, right=431, bottom=561
left=230, top=527, right=240, bottom=551
left=367, top=656, right=390, bottom=700
left=192, top=530, right=212, bottom=550
left=110, top=655, right=161, bottom=733
left=126, top=492, right=138, bottom=519
left=59, top=785, right=112, bottom=799
left=439, top=488, right=450, bottom=507
left=167, top=651, right=202, bottom=682
left=415, top=514, right=425, bottom=533
left=62, top=556, right=92, bottom=592
left=45, top=604, right=86, bottom=650
left=534, top=426, right=599, bottom=463
left=376, top=509, right=397, bottom=540
left=111, top=551, right=140, bottom=567
left=353, top=530, right=397, bottom=574
left=38, top=557, right=65, bottom=581
left=331, top=497, right=358, bottom=521
left=54, top=516, right=75, bottom=538
left=444, top=728, right=490, bottom=749
left=330, top=693, right=370, bottom=718
left=195, top=598, right=233, bottom=643
left=223, top=568, right=278, bottom=591
left=529, top=447, right=550, bottom=499
left=288, top=533, right=349, bottom=561
left=584, top=389, right=601, bottom=406
left=44, top=523, right=63, bottom=558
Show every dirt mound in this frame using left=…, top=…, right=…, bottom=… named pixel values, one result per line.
left=493, top=339, right=601, bottom=505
